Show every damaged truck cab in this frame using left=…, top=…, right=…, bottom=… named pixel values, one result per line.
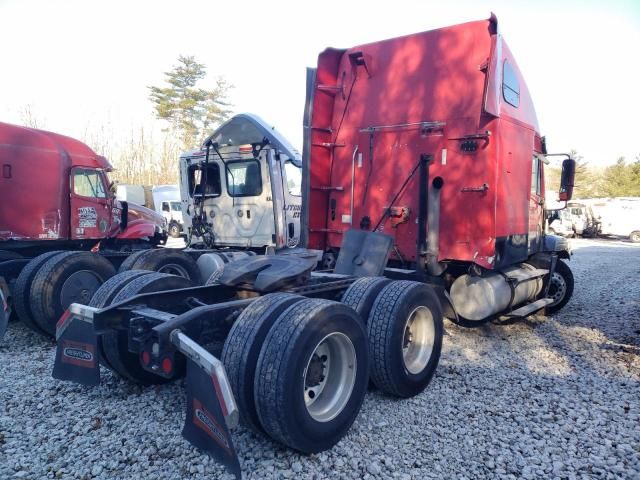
left=179, top=114, right=302, bottom=250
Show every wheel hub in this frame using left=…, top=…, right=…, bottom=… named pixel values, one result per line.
left=60, top=270, right=102, bottom=309
left=303, top=332, right=356, bottom=422
left=548, top=272, right=567, bottom=306
left=305, top=354, right=327, bottom=388
left=402, top=306, right=435, bottom=375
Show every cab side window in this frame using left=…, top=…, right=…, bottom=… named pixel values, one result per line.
left=188, top=163, right=221, bottom=197
left=503, top=61, right=520, bottom=108
left=162, top=202, right=170, bottom=212
left=284, top=160, right=302, bottom=196
left=531, top=157, right=541, bottom=195
left=73, top=168, right=106, bottom=198
left=226, top=160, right=262, bottom=197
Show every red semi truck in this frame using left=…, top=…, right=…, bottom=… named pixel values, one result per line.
left=0, top=122, right=169, bottom=337
left=303, top=13, right=575, bottom=321
left=52, top=15, right=576, bottom=478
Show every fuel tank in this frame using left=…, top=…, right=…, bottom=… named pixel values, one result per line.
left=450, top=263, right=544, bottom=321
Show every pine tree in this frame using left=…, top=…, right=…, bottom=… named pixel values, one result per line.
left=149, top=55, right=231, bottom=151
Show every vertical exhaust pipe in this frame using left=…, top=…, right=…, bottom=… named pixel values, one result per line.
left=427, top=176, right=445, bottom=276
left=416, top=154, right=432, bottom=279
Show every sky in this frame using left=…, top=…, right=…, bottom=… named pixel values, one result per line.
left=0, top=0, right=638, bottom=166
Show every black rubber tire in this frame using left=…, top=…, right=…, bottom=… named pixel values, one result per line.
left=89, top=270, right=155, bottom=309
left=101, top=272, right=192, bottom=384
left=30, top=251, right=116, bottom=337
left=546, top=260, right=574, bottom=314
left=367, top=280, right=443, bottom=398
left=89, top=270, right=156, bottom=369
left=129, top=249, right=201, bottom=285
left=117, top=249, right=153, bottom=273
left=168, top=221, right=182, bottom=238
left=221, top=293, right=306, bottom=433
left=341, top=277, right=391, bottom=323
left=13, top=251, right=69, bottom=334
left=254, top=298, right=369, bottom=453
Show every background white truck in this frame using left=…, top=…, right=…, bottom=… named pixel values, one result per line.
left=116, top=184, right=185, bottom=238
left=179, top=113, right=302, bottom=250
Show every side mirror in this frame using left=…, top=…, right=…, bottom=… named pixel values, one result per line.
left=559, top=158, right=576, bottom=201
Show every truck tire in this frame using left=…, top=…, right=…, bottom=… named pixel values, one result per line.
left=630, top=231, right=640, bottom=243
left=89, top=270, right=156, bottom=369
left=102, top=272, right=192, bottom=384
left=221, top=293, right=305, bottom=433
left=254, top=298, right=369, bottom=453
left=168, top=221, right=182, bottom=238
left=546, top=260, right=574, bottom=314
left=128, top=249, right=201, bottom=285
left=367, top=281, right=443, bottom=398
left=30, top=252, right=116, bottom=337
left=341, top=277, right=391, bottom=323
left=14, top=251, right=67, bottom=334
left=117, top=249, right=153, bottom=273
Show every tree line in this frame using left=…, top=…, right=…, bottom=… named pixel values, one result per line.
left=545, top=150, right=640, bottom=199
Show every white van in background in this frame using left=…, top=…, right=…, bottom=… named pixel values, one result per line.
left=152, top=185, right=184, bottom=238
left=588, top=197, right=640, bottom=243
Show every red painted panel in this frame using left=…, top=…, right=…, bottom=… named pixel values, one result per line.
left=309, top=16, right=542, bottom=269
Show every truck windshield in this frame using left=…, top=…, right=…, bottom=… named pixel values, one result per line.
left=284, top=160, right=301, bottom=196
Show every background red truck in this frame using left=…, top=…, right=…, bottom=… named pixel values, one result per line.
left=0, top=122, right=168, bottom=336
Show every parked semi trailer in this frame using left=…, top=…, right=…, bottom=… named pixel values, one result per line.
left=53, top=15, right=576, bottom=478
left=0, top=115, right=303, bottom=339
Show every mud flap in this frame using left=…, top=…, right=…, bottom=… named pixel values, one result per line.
left=172, top=330, right=240, bottom=478
left=183, top=358, right=241, bottom=478
left=53, top=305, right=100, bottom=386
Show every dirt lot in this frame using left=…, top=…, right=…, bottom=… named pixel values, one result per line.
left=1, top=238, right=639, bottom=479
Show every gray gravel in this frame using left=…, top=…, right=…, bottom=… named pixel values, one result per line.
left=1, top=238, right=639, bottom=479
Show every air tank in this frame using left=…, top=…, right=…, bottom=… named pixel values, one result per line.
left=449, top=263, right=543, bottom=321
left=196, top=251, right=252, bottom=284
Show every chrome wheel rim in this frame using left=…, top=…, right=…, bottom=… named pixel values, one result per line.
left=60, top=270, right=102, bottom=308
left=548, top=272, right=567, bottom=306
left=303, top=332, right=356, bottom=423
left=402, top=306, right=435, bottom=374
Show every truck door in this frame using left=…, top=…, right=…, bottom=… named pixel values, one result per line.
left=70, top=167, right=113, bottom=239
left=219, top=154, right=273, bottom=248
left=528, top=155, right=544, bottom=253
left=268, top=152, right=302, bottom=248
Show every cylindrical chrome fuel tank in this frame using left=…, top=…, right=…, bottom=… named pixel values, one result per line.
left=449, top=263, right=543, bottom=321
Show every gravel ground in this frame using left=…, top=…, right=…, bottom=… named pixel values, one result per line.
left=1, top=238, right=639, bottom=479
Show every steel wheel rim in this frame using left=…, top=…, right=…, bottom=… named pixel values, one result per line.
left=60, top=270, right=103, bottom=308
left=157, top=263, right=190, bottom=278
left=303, top=332, right=356, bottom=423
left=402, top=306, right=435, bottom=374
left=548, top=272, right=567, bottom=306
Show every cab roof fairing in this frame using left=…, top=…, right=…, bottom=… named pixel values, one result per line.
left=200, top=113, right=302, bottom=166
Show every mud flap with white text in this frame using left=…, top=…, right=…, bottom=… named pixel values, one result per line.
left=53, top=311, right=100, bottom=386
left=182, top=357, right=241, bottom=478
